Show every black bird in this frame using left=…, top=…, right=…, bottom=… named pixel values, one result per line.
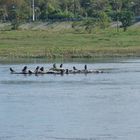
left=40, top=67, right=44, bottom=72
left=84, top=65, right=87, bottom=70
left=53, top=63, right=56, bottom=69
left=28, top=70, right=33, bottom=74
left=73, top=66, right=77, bottom=70
left=22, top=66, right=27, bottom=73
left=60, top=69, right=64, bottom=75
left=66, top=69, right=69, bottom=74
left=60, top=64, right=63, bottom=68
left=36, top=66, right=39, bottom=70
left=35, top=66, right=39, bottom=73
left=10, top=67, right=15, bottom=73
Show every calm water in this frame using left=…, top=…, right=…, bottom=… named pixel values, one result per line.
left=0, top=58, right=140, bottom=140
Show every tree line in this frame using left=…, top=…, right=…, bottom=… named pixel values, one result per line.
left=0, top=0, right=140, bottom=30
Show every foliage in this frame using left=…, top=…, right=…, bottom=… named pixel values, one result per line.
left=98, top=12, right=110, bottom=29
left=0, top=0, right=139, bottom=30
left=119, top=10, right=133, bottom=31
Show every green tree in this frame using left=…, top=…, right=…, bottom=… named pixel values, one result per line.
left=99, top=12, right=110, bottom=29
left=9, top=4, right=18, bottom=29
left=119, top=10, right=133, bottom=31
left=133, top=0, right=140, bottom=16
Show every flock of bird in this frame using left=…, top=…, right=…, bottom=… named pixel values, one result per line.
left=10, top=63, right=103, bottom=75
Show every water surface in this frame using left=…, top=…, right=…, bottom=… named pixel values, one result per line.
left=0, top=58, right=140, bottom=140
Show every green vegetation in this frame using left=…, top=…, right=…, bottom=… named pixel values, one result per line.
left=0, top=0, right=139, bottom=31
left=0, top=0, right=139, bottom=60
left=0, top=26, right=140, bottom=59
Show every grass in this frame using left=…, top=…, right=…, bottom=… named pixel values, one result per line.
left=0, top=26, right=140, bottom=60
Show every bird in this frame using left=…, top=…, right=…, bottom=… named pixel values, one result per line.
left=40, top=67, right=44, bottom=72
left=73, top=66, right=77, bottom=70
left=53, top=63, right=56, bottom=69
left=35, top=66, right=39, bottom=73
left=22, top=66, right=27, bottom=73
left=60, top=64, right=63, bottom=68
left=84, top=65, right=87, bottom=70
left=66, top=69, right=69, bottom=74
left=36, top=66, right=39, bottom=70
left=60, top=69, right=64, bottom=75
left=28, top=70, right=33, bottom=74
left=10, top=67, right=15, bottom=73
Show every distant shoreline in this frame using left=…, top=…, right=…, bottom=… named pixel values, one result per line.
left=0, top=23, right=140, bottom=61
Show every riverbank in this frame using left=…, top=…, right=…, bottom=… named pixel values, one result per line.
left=0, top=25, right=140, bottom=60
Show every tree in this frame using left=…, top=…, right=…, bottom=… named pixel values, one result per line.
left=98, top=12, right=110, bottom=29
left=133, top=0, right=140, bottom=16
left=0, top=0, right=138, bottom=30
left=119, top=10, right=133, bottom=31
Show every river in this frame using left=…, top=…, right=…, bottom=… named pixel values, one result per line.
left=0, top=58, right=140, bottom=140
